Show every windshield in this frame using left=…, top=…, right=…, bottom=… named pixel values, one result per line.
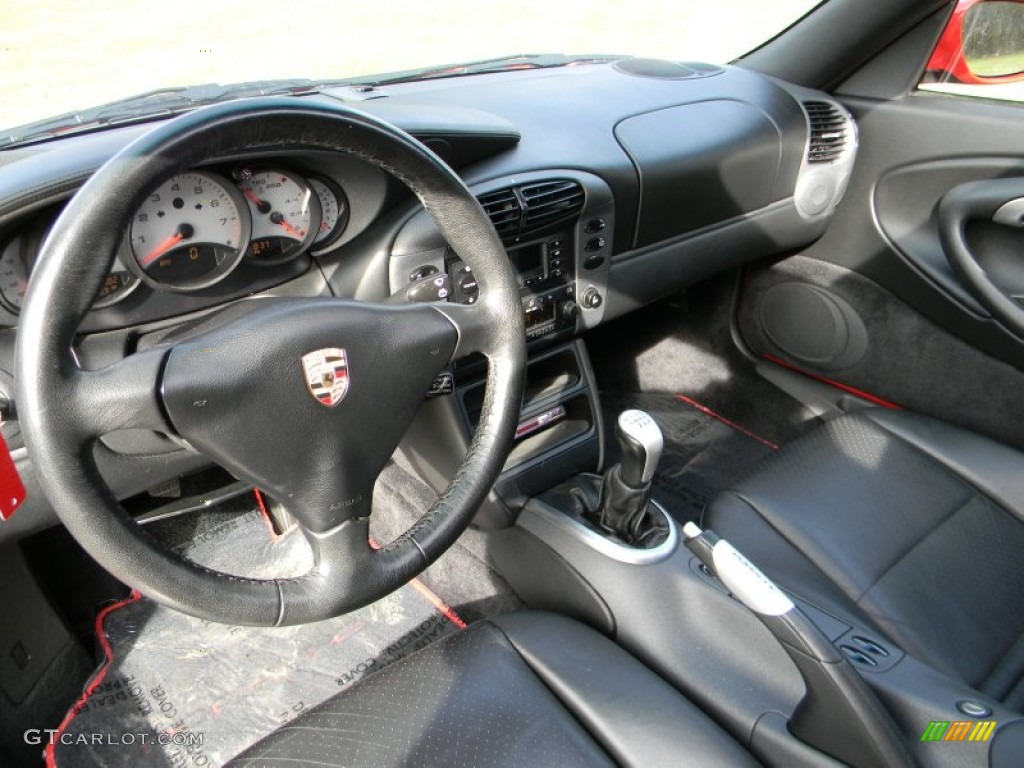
left=2, top=0, right=820, bottom=141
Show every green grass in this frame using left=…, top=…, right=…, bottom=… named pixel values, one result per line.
left=969, top=51, right=1024, bottom=77
left=0, top=0, right=817, bottom=133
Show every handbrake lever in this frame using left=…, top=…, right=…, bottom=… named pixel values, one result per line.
left=683, top=523, right=915, bottom=768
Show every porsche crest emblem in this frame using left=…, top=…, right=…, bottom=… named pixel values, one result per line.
left=301, top=348, right=349, bottom=407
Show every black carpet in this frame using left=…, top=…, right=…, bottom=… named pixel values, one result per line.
left=737, top=254, right=1024, bottom=451
left=588, top=272, right=820, bottom=523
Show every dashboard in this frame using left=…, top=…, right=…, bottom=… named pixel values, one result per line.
left=0, top=58, right=858, bottom=542
left=0, top=164, right=349, bottom=313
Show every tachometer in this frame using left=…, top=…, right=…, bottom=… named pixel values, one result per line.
left=238, top=169, right=319, bottom=264
left=309, top=176, right=350, bottom=250
left=129, top=171, right=250, bottom=291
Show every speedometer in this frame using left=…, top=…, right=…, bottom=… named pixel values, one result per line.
left=238, top=169, right=319, bottom=264
left=129, top=171, right=250, bottom=291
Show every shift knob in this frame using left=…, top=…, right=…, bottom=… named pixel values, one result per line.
left=615, top=410, right=664, bottom=487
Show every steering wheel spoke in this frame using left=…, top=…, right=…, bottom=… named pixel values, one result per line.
left=434, top=300, right=501, bottom=360
left=71, top=348, right=170, bottom=439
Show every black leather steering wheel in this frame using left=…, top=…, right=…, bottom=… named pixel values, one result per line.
left=15, top=98, right=525, bottom=626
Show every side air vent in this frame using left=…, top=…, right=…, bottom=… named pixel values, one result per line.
left=478, top=187, right=522, bottom=236
left=477, top=179, right=585, bottom=239
left=803, top=101, right=849, bottom=163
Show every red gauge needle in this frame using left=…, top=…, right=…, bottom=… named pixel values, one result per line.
left=270, top=211, right=304, bottom=238
left=142, top=224, right=194, bottom=266
left=242, top=186, right=272, bottom=214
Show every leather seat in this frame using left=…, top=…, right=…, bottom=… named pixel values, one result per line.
left=229, top=611, right=757, bottom=767
left=705, top=409, right=1024, bottom=710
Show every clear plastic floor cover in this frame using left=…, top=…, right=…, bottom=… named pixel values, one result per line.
left=49, top=507, right=463, bottom=767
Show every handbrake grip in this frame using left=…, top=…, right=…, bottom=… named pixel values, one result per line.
left=683, top=523, right=915, bottom=768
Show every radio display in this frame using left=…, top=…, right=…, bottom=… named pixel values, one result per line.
left=524, top=302, right=556, bottom=330
left=509, top=242, right=544, bottom=280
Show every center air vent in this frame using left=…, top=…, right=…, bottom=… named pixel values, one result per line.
left=477, top=188, right=522, bottom=236
left=521, top=180, right=585, bottom=228
left=478, top=179, right=584, bottom=239
left=803, top=101, right=849, bottom=163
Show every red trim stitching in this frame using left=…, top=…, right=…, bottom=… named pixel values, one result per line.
left=762, top=355, right=903, bottom=410
left=674, top=394, right=780, bottom=450
left=45, top=591, right=143, bottom=768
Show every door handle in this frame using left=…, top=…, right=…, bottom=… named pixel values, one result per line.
left=939, top=179, right=1024, bottom=339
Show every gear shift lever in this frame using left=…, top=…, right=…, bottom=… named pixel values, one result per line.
left=615, top=410, right=664, bottom=487
left=590, top=409, right=668, bottom=545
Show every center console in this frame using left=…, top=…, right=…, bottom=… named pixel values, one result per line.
left=392, top=170, right=616, bottom=526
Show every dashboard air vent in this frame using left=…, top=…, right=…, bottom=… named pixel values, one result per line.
left=478, top=187, right=522, bottom=236
left=477, top=179, right=585, bottom=239
left=804, top=101, right=849, bottom=163
left=520, top=180, right=585, bottom=229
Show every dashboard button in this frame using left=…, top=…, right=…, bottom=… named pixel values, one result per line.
left=584, top=237, right=605, bottom=252
left=585, top=218, right=606, bottom=233
left=583, top=254, right=605, bottom=270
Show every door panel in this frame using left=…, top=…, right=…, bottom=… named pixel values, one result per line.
left=873, top=157, right=1024, bottom=315
left=735, top=85, right=1024, bottom=447
left=795, top=92, right=1024, bottom=365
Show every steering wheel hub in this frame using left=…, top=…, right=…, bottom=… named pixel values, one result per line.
left=161, top=299, right=457, bottom=531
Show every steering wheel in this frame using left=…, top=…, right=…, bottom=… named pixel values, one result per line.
left=15, top=98, right=526, bottom=626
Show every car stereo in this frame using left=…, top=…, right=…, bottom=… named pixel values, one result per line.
left=448, top=231, right=577, bottom=341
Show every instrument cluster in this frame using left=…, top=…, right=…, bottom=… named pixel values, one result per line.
left=0, top=165, right=350, bottom=313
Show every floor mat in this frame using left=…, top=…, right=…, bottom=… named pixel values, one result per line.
left=50, top=507, right=462, bottom=768
left=601, top=391, right=778, bottom=524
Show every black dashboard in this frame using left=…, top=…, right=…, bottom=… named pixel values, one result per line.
left=0, top=58, right=858, bottom=541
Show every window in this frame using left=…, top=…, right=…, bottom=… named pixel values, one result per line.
left=2, top=0, right=821, bottom=137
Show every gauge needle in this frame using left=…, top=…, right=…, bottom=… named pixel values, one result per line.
left=242, top=186, right=272, bottom=214
left=142, top=223, right=194, bottom=266
left=270, top=211, right=303, bottom=238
